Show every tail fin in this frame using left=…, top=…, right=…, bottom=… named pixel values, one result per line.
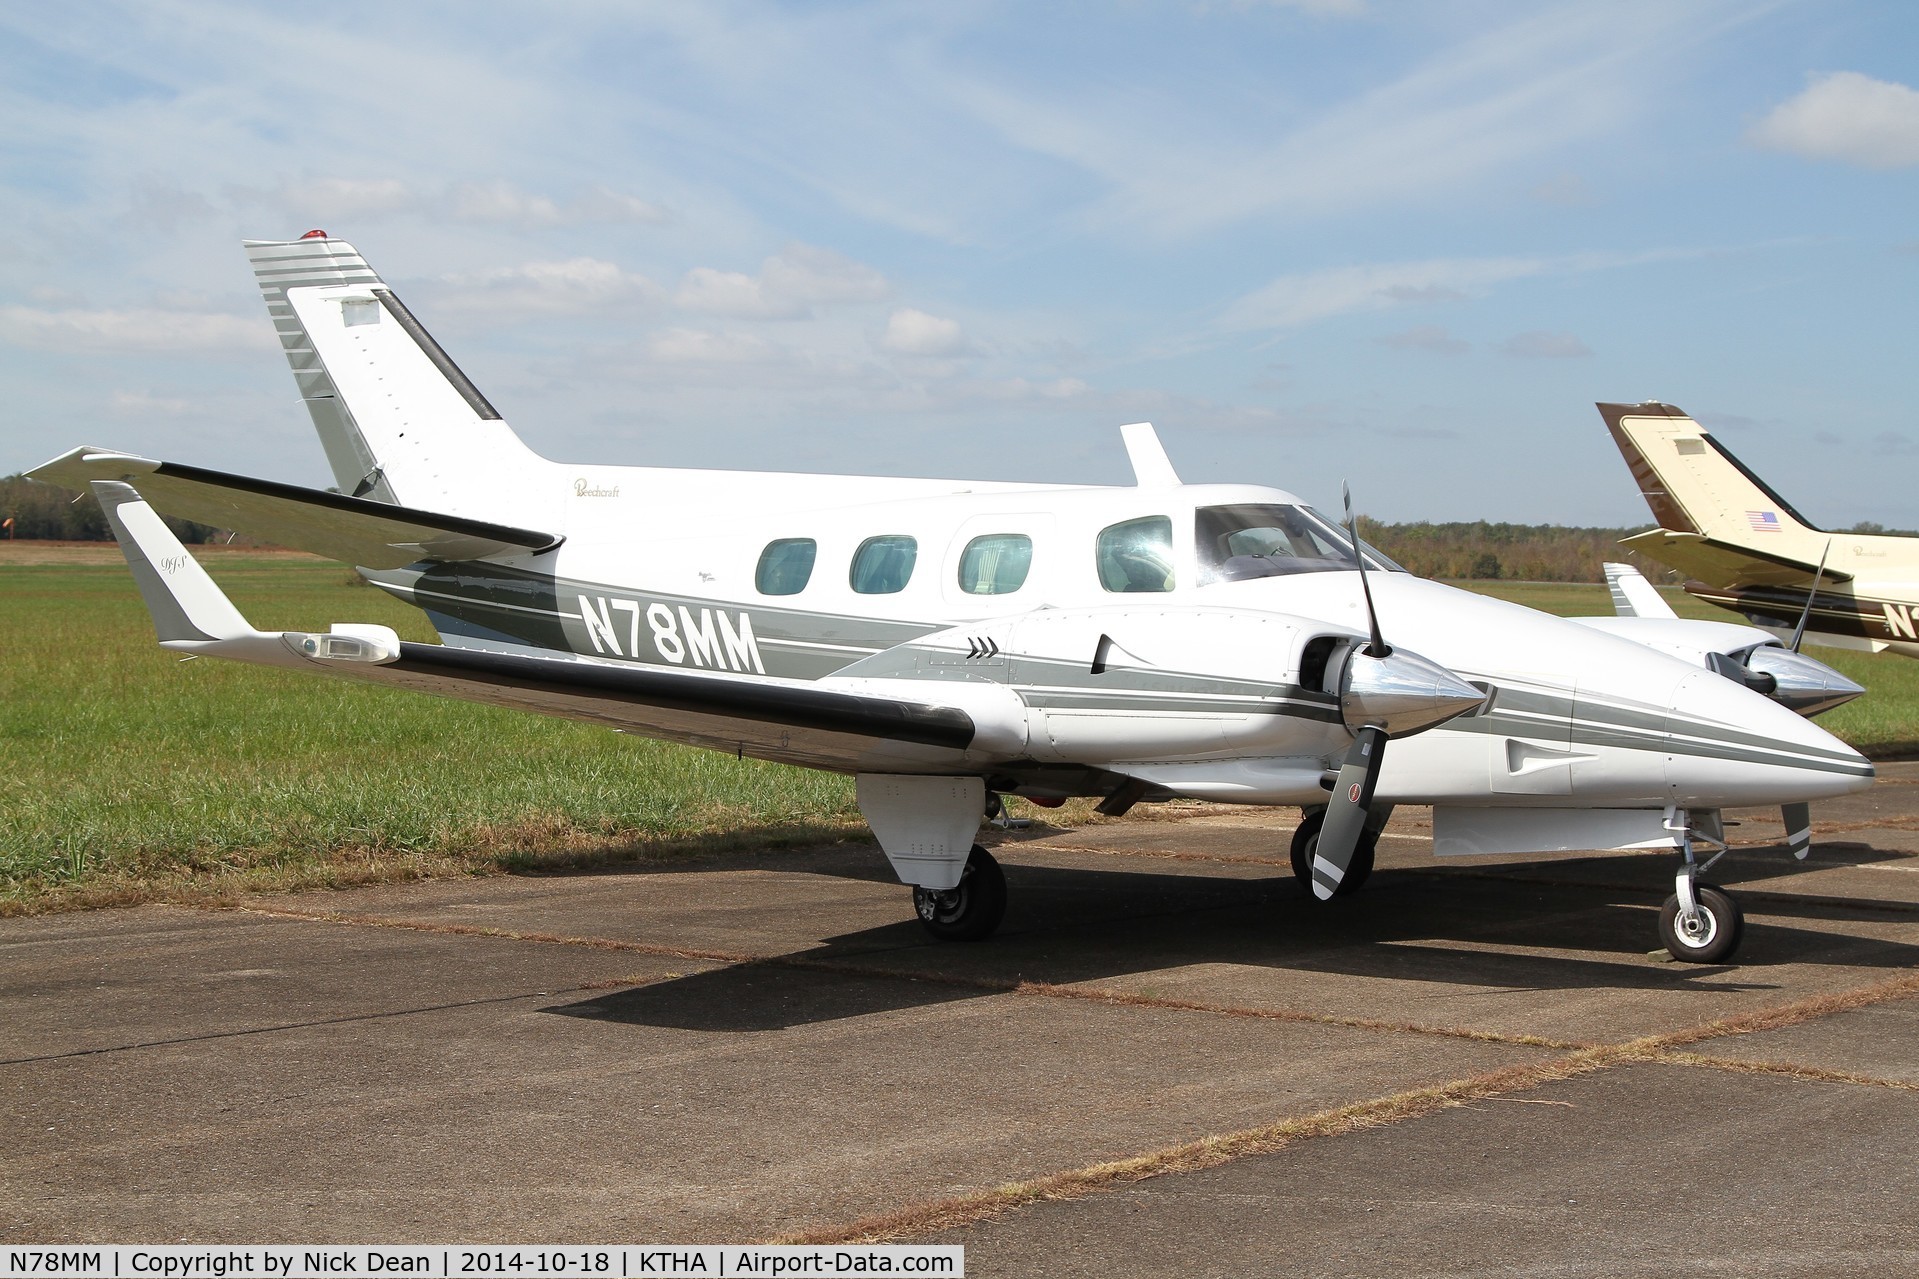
left=244, top=233, right=547, bottom=520
left=1598, top=402, right=1821, bottom=539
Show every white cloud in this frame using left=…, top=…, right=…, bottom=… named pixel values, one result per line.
left=1748, top=72, right=1919, bottom=170
left=0, top=306, right=274, bottom=353
left=645, top=327, right=783, bottom=365
left=1498, top=330, right=1591, bottom=358
left=952, top=2, right=1746, bottom=238
left=434, top=258, right=662, bottom=314
left=448, top=180, right=566, bottom=226
left=881, top=308, right=971, bottom=356
left=262, top=177, right=673, bottom=229
left=1378, top=324, right=1470, bottom=355
left=1220, top=257, right=1545, bottom=330
left=675, top=245, right=888, bottom=319
left=570, top=186, right=673, bottom=225
left=109, top=390, right=193, bottom=416
left=275, top=177, right=417, bottom=219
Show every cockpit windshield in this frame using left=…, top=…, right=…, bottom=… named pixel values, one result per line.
left=1195, top=504, right=1403, bottom=584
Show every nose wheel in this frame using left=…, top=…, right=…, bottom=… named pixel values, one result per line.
left=912, top=845, right=1007, bottom=941
left=1659, top=880, right=1743, bottom=963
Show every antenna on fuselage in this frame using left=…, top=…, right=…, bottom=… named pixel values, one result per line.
left=1120, top=422, right=1180, bottom=488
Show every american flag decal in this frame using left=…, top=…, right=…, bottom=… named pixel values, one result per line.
left=1747, top=510, right=1781, bottom=533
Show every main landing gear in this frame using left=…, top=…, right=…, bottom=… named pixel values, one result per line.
left=913, top=845, right=1007, bottom=942
left=1289, top=807, right=1378, bottom=897
left=1658, top=812, right=1744, bottom=963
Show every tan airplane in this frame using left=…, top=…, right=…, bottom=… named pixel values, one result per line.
left=1601, top=401, right=1919, bottom=658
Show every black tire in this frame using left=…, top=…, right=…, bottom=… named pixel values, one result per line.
left=1658, top=883, right=1743, bottom=963
left=1289, top=809, right=1375, bottom=898
left=913, top=845, right=1007, bottom=942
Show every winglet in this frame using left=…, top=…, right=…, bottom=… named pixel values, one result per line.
left=1603, top=562, right=1678, bottom=619
left=1120, top=423, right=1181, bottom=488
left=91, top=481, right=257, bottom=643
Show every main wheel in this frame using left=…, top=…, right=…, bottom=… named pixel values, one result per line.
left=1289, top=809, right=1376, bottom=898
left=1658, top=883, right=1743, bottom=963
left=913, top=845, right=1007, bottom=941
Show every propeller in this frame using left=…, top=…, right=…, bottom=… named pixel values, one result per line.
left=1344, top=484, right=1389, bottom=658
left=1309, top=485, right=1484, bottom=900
left=1788, top=539, right=1833, bottom=654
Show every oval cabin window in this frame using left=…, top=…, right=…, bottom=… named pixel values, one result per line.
left=850, top=535, right=918, bottom=594
left=755, top=538, right=817, bottom=595
left=957, top=533, right=1033, bottom=595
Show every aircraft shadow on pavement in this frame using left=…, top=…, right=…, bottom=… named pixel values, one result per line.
left=541, top=857, right=1919, bottom=1033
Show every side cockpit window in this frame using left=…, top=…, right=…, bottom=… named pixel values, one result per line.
left=1195, top=504, right=1371, bottom=584
left=958, top=534, right=1033, bottom=595
left=851, top=535, right=918, bottom=594
left=755, top=538, right=817, bottom=595
left=1096, top=516, right=1175, bottom=593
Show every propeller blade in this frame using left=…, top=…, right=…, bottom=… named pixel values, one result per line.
left=1789, top=539, right=1833, bottom=654
left=1342, top=482, right=1390, bottom=658
left=1782, top=801, right=1812, bottom=861
left=1311, top=725, right=1385, bottom=899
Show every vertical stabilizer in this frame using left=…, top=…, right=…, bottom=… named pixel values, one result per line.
left=1598, top=402, right=1820, bottom=540
left=244, top=233, right=548, bottom=523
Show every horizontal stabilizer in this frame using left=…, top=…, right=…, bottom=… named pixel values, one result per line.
left=32, top=448, right=562, bottom=569
left=1618, top=529, right=1852, bottom=590
left=1603, top=562, right=1677, bottom=619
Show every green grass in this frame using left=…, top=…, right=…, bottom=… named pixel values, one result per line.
left=0, top=555, right=863, bottom=912
left=1456, top=580, right=1919, bottom=755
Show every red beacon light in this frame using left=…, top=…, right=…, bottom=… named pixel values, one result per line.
left=298, top=229, right=329, bottom=240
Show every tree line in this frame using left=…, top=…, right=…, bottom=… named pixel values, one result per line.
left=1357, top=517, right=1667, bottom=583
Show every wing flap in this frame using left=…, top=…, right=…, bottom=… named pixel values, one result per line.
left=29, top=447, right=561, bottom=568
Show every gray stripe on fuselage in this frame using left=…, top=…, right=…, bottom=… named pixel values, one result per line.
left=1447, top=680, right=1871, bottom=776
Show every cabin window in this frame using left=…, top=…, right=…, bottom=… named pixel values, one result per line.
left=957, top=534, right=1033, bottom=595
left=1096, top=516, right=1175, bottom=593
left=755, top=538, right=817, bottom=595
left=850, top=535, right=918, bottom=594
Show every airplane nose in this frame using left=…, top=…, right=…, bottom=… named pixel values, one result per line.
left=1743, top=646, right=1867, bottom=717
left=1665, top=668, right=1874, bottom=807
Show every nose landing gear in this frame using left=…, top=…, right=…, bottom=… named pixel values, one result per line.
left=1659, top=811, right=1745, bottom=963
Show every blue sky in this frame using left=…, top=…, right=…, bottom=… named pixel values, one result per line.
left=2, top=0, right=1915, bottom=524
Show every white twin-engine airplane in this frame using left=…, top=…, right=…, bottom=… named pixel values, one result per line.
left=32, top=234, right=1877, bottom=964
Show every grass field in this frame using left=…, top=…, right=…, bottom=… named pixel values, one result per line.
left=5, top=551, right=1915, bottom=913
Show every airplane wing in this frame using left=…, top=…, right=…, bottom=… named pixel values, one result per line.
left=83, top=478, right=988, bottom=775
left=1618, top=529, right=1852, bottom=591
left=29, top=447, right=561, bottom=568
